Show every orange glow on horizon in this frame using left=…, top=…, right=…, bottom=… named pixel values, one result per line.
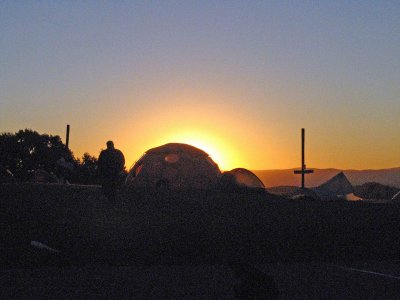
left=73, top=89, right=399, bottom=172
left=152, top=130, right=239, bottom=171
left=121, top=130, right=249, bottom=172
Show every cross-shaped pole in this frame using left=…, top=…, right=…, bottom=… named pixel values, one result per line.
left=294, top=128, right=314, bottom=189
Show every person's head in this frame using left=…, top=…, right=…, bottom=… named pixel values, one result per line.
left=106, top=141, right=114, bottom=150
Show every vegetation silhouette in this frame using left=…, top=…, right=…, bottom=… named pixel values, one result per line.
left=0, top=129, right=73, bottom=181
left=0, top=129, right=102, bottom=184
left=73, top=153, right=100, bottom=185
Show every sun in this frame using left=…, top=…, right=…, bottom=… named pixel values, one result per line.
left=159, top=130, right=238, bottom=171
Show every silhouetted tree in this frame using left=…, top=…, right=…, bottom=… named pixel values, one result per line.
left=0, top=129, right=125, bottom=185
left=0, top=129, right=74, bottom=181
left=73, top=153, right=100, bottom=185
left=0, top=132, right=18, bottom=173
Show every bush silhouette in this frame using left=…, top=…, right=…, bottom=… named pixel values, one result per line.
left=0, top=129, right=101, bottom=184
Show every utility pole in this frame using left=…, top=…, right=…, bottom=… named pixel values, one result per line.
left=294, top=128, right=314, bottom=188
left=65, top=124, right=70, bottom=150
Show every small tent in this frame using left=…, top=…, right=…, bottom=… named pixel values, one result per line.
left=125, top=143, right=221, bottom=190
left=33, top=169, right=58, bottom=183
left=314, top=172, right=354, bottom=200
left=221, top=168, right=265, bottom=190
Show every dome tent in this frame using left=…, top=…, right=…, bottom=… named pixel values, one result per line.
left=221, top=168, right=265, bottom=190
left=125, top=143, right=221, bottom=190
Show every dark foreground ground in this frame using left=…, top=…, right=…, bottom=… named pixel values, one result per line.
left=1, top=183, right=400, bottom=299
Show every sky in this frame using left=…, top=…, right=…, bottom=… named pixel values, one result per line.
left=1, top=1, right=399, bottom=170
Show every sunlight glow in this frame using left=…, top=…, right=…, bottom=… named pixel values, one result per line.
left=161, top=130, right=238, bottom=171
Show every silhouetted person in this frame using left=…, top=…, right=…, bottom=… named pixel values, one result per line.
left=98, top=141, right=125, bottom=201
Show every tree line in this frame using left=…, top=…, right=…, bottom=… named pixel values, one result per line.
left=0, top=129, right=103, bottom=184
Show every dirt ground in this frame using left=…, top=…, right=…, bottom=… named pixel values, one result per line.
left=1, top=183, right=400, bottom=298
left=1, top=183, right=399, bottom=268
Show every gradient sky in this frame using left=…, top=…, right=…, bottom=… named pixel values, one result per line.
left=1, top=1, right=399, bottom=170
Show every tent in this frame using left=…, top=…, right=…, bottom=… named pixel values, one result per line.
left=221, top=168, right=265, bottom=190
left=316, top=172, right=353, bottom=195
left=125, top=143, right=221, bottom=190
left=268, top=172, right=359, bottom=201
left=314, top=172, right=355, bottom=200
left=33, top=169, right=58, bottom=183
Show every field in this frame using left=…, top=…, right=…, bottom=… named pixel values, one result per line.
left=1, top=183, right=400, bottom=298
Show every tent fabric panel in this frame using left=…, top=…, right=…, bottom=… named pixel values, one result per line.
left=125, top=143, right=221, bottom=190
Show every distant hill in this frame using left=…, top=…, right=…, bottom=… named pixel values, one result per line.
left=252, top=168, right=400, bottom=188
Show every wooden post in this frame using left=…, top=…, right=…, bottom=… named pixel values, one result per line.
left=301, top=128, right=305, bottom=188
left=294, top=128, right=314, bottom=189
left=66, top=124, right=70, bottom=150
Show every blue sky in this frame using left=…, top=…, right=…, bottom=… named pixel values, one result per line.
left=1, top=1, right=399, bottom=169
